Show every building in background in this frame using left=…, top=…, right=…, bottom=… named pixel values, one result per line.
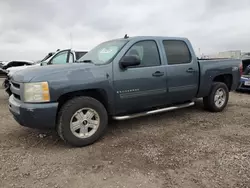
left=217, top=50, right=242, bottom=59
left=201, top=50, right=250, bottom=59
left=241, top=52, right=250, bottom=60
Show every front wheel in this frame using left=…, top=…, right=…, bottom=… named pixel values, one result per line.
left=57, top=96, right=108, bottom=147
left=203, top=82, right=229, bottom=112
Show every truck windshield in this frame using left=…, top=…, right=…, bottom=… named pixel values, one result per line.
left=77, top=40, right=128, bottom=65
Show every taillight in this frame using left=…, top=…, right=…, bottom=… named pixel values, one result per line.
left=239, top=62, right=243, bottom=76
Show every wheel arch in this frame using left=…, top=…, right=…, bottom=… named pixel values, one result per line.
left=212, top=74, right=233, bottom=91
left=57, top=88, right=112, bottom=117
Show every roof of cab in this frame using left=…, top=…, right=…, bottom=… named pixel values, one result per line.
left=129, top=36, right=188, bottom=40
left=108, top=35, right=189, bottom=42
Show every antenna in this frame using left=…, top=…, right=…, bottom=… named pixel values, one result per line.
left=124, top=34, right=129, bottom=39
left=70, top=32, right=73, bottom=48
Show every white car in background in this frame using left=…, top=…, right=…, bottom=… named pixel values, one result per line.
left=4, top=49, right=88, bottom=96
left=7, top=49, right=88, bottom=76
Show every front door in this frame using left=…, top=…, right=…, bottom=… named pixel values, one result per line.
left=113, top=40, right=167, bottom=115
left=162, top=40, right=199, bottom=103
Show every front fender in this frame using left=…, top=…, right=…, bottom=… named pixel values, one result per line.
left=41, top=65, right=115, bottom=113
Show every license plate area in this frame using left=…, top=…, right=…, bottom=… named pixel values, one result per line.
left=244, top=81, right=250, bottom=86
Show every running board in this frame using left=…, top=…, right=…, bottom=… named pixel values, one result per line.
left=113, top=101, right=195, bottom=120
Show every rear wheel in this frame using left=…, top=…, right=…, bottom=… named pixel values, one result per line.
left=203, top=82, right=229, bottom=112
left=57, top=96, right=108, bottom=147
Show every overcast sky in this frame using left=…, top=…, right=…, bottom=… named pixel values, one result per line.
left=0, top=0, right=250, bottom=61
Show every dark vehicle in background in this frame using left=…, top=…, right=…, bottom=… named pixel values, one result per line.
left=236, top=57, right=250, bottom=92
left=8, top=36, right=242, bottom=147
left=4, top=49, right=88, bottom=96
left=237, top=64, right=250, bottom=91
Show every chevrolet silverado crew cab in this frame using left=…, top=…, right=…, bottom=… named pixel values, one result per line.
left=8, top=36, right=242, bottom=147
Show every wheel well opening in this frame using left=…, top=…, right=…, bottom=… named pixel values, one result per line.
left=213, top=74, right=233, bottom=91
left=57, top=89, right=109, bottom=114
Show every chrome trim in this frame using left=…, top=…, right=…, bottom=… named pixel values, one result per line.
left=113, top=102, right=195, bottom=120
left=119, top=88, right=167, bottom=99
left=10, top=79, right=22, bottom=100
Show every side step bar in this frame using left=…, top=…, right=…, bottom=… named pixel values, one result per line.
left=113, top=101, right=195, bottom=120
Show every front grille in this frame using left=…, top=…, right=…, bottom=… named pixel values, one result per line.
left=13, top=94, right=21, bottom=100
left=10, top=80, right=22, bottom=101
left=12, top=82, right=20, bottom=89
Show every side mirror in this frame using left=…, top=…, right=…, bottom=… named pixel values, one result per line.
left=119, top=55, right=141, bottom=69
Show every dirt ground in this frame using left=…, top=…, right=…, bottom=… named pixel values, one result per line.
left=0, top=79, right=250, bottom=188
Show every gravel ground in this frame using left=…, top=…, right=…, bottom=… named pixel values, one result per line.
left=1, top=79, right=250, bottom=188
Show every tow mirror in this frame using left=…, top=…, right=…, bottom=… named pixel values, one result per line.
left=119, top=55, right=141, bottom=69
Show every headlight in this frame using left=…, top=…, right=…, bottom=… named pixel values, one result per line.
left=23, top=82, right=50, bottom=103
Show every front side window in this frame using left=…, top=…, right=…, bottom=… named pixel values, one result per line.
left=163, top=40, right=191, bottom=65
left=50, top=51, right=68, bottom=64
left=78, top=40, right=128, bottom=65
left=123, top=40, right=161, bottom=67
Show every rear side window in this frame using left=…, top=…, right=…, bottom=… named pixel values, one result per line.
left=163, top=40, right=191, bottom=65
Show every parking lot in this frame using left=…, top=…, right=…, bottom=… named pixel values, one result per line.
left=0, top=78, right=250, bottom=188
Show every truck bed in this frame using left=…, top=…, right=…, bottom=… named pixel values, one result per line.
left=197, top=58, right=242, bottom=97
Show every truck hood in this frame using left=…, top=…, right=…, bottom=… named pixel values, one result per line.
left=8, top=64, right=40, bottom=76
left=12, top=63, right=95, bottom=82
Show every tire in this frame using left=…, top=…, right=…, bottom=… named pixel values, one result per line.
left=57, top=96, right=108, bottom=147
left=203, top=82, right=229, bottom=112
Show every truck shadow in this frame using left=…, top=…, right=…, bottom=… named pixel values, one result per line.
left=234, top=90, right=250, bottom=95
left=106, top=99, right=205, bottom=135
left=6, top=100, right=206, bottom=149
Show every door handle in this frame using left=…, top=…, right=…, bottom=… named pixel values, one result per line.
left=152, top=71, right=164, bottom=77
left=186, top=68, right=195, bottom=73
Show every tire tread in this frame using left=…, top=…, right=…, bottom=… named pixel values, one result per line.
left=203, top=82, right=229, bottom=112
left=57, top=96, right=108, bottom=147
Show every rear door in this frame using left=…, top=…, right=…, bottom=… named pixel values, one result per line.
left=162, top=40, right=199, bottom=103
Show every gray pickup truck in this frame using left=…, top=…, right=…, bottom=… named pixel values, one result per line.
left=8, top=36, right=242, bottom=147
